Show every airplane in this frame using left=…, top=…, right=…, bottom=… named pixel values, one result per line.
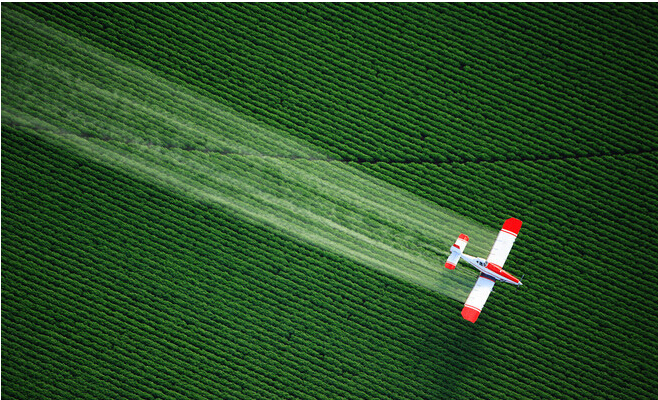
left=445, top=217, right=523, bottom=323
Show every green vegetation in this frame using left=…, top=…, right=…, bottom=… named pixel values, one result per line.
left=3, top=3, right=658, bottom=399
left=5, top=125, right=476, bottom=399
left=2, top=7, right=497, bottom=301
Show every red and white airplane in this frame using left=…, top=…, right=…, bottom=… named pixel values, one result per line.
left=445, top=218, right=523, bottom=323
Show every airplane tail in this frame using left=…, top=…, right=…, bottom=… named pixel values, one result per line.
left=445, top=234, right=469, bottom=269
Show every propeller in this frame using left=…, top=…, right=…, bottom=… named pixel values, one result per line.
left=516, top=274, right=525, bottom=293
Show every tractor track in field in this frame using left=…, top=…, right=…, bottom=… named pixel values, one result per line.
left=6, top=120, right=656, bottom=165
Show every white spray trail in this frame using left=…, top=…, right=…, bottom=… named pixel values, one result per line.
left=2, top=8, right=498, bottom=301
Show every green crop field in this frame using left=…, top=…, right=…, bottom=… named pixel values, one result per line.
left=3, top=3, right=657, bottom=399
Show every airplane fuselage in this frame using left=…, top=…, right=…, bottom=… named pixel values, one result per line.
left=460, top=253, right=522, bottom=285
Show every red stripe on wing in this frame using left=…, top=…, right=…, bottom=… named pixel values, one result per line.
left=461, top=305, right=481, bottom=323
left=501, top=218, right=523, bottom=236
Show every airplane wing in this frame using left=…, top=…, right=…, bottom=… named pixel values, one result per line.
left=487, top=217, right=523, bottom=269
left=462, top=274, right=496, bottom=323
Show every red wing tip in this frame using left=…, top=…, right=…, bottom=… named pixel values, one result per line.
left=461, top=306, right=480, bottom=323
left=445, top=262, right=456, bottom=270
left=502, top=218, right=523, bottom=235
left=458, top=233, right=469, bottom=241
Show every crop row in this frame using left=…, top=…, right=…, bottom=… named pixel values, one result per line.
left=11, top=121, right=640, bottom=398
left=5, top=126, right=462, bottom=334
left=1, top=133, right=380, bottom=398
left=4, top=127, right=525, bottom=399
left=355, top=154, right=657, bottom=389
left=360, top=156, right=657, bottom=314
left=3, top=10, right=499, bottom=294
left=4, top=51, right=656, bottom=400
left=4, top=3, right=658, bottom=399
left=1, top=16, right=327, bottom=161
left=5, top=1, right=654, bottom=172
left=5, top=114, right=654, bottom=400
left=11, top=3, right=656, bottom=166
left=135, top=3, right=656, bottom=157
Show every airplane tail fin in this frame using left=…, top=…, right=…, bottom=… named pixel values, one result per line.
left=445, top=234, right=469, bottom=269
